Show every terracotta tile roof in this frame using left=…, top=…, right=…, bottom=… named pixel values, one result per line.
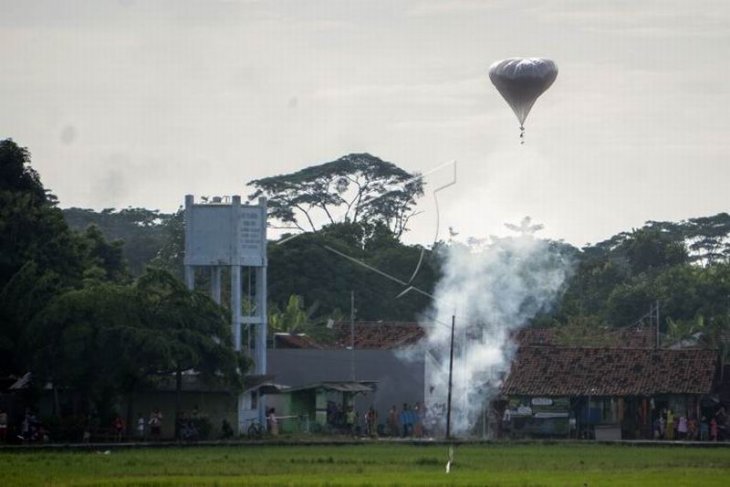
left=273, top=333, right=324, bottom=349
left=332, top=321, right=425, bottom=349
left=502, top=346, right=718, bottom=396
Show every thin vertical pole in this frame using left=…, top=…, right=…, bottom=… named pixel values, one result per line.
left=482, top=405, right=486, bottom=439
left=231, top=266, right=241, bottom=352
left=446, top=315, right=455, bottom=439
left=350, top=291, right=355, bottom=381
left=256, top=266, right=267, bottom=374
left=655, top=301, right=660, bottom=349
left=183, top=194, right=194, bottom=291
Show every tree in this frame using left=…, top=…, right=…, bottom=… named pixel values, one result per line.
left=552, top=315, right=616, bottom=347
left=268, top=295, right=317, bottom=335
left=267, top=222, right=438, bottom=322
left=27, top=283, right=145, bottom=419
left=27, top=269, right=244, bottom=437
left=0, top=139, right=90, bottom=290
left=0, top=262, right=63, bottom=375
left=0, top=139, right=47, bottom=202
left=150, top=209, right=185, bottom=278
left=63, top=207, right=174, bottom=276
left=622, top=227, right=688, bottom=275
left=684, top=213, right=730, bottom=265
left=0, top=139, right=90, bottom=376
left=135, top=268, right=243, bottom=438
left=553, top=223, right=693, bottom=327
left=78, top=225, right=129, bottom=284
left=247, top=153, right=424, bottom=238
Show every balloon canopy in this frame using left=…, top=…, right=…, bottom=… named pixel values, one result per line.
left=489, top=58, right=558, bottom=129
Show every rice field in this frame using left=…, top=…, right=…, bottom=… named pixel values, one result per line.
left=0, top=442, right=728, bottom=486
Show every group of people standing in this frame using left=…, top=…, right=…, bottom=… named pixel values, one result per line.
left=324, top=401, right=428, bottom=437
left=388, top=402, right=427, bottom=438
left=17, top=409, right=47, bottom=442
left=653, top=406, right=727, bottom=441
left=124, top=408, right=163, bottom=441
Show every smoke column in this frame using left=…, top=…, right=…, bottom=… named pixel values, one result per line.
left=422, top=232, right=572, bottom=436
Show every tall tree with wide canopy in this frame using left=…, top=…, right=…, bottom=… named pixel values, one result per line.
left=27, top=269, right=244, bottom=437
left=0, top=139, right=89, bottom=376
left=247, top=153, right=424, bottom=238
left=267, top=222, right=437, bottom=322
left=27, top=283, right=145, bottom=420
left=135, top=268, right=243, bottom=438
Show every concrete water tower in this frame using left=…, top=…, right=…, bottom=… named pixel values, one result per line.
left=183, top=194, right=267, bottom=432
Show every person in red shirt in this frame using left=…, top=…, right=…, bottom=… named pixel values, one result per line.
left=113, top=415, right=125, bottom=442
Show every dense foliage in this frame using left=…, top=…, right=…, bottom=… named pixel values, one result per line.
left=4, top=137, right=729, bottom=433
left=63, top=207, right=172, bottom=276
left=0, top=139, right=243, bottom=432
left=57, top=151, right=730, bottom=350
left=248, top=153, right=424, bottom=238
left=555, top=223, right=730, bottom=336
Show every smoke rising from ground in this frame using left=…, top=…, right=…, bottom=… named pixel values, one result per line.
left=422, top=232, right=573, bottom=436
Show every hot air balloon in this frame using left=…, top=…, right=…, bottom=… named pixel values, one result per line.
left=489, top=58, right=558, bottom=142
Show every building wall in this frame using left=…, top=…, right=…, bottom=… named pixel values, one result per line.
left=267, top=349, right=425, bottom=426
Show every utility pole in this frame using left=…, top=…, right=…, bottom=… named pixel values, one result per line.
left=446, top=314, right=455, bottom=439
left=350, top=290, right=355, bottom=381
left=655, top=301, right=660, bottom=350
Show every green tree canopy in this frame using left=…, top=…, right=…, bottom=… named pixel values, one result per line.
left=247, top=153, right=424, bottom=238
left=268, top=222, right=438, bottom=322
left=0, top=139, right=47, bottom=202
left=26, top=269, right=243, bottom=430
left=135, top=268, right=243, bottom=436
left=0, top=139, right=92, bottom=376
left=27, top=283, right=145, bottom=418
left=63, top=207, right=173, bottom=276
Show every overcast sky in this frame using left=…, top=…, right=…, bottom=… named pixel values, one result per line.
left=2, top=0, right=729, bottom=246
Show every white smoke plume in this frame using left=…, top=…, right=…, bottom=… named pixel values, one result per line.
left=422, top=231, right=573, bottom=436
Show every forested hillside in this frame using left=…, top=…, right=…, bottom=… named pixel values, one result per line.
left=59, top=153, right=730, bottom=347
left=63, top=207, right=173, bottom=276
left=4, top=136, right=730, bottom=427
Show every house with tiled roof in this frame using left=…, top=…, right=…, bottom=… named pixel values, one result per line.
left=266, top=322, right=426, bottom=433
left=500, top=343, right=720, bottom=440
left=331, top=321, right=425, bottom=349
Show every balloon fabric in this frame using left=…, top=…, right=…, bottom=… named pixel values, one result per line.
left=489, top=58, right=558, bottom=129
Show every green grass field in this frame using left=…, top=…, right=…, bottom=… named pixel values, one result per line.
left=0, top=442, right=728, bottom=486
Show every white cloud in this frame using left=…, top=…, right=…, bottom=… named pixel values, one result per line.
left=407, top=0, right=502, bottom=16
left=529, top=0, right=730, bottom=38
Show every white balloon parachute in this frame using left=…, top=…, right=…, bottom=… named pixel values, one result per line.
left=489, top=57, right=558, bottom=142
